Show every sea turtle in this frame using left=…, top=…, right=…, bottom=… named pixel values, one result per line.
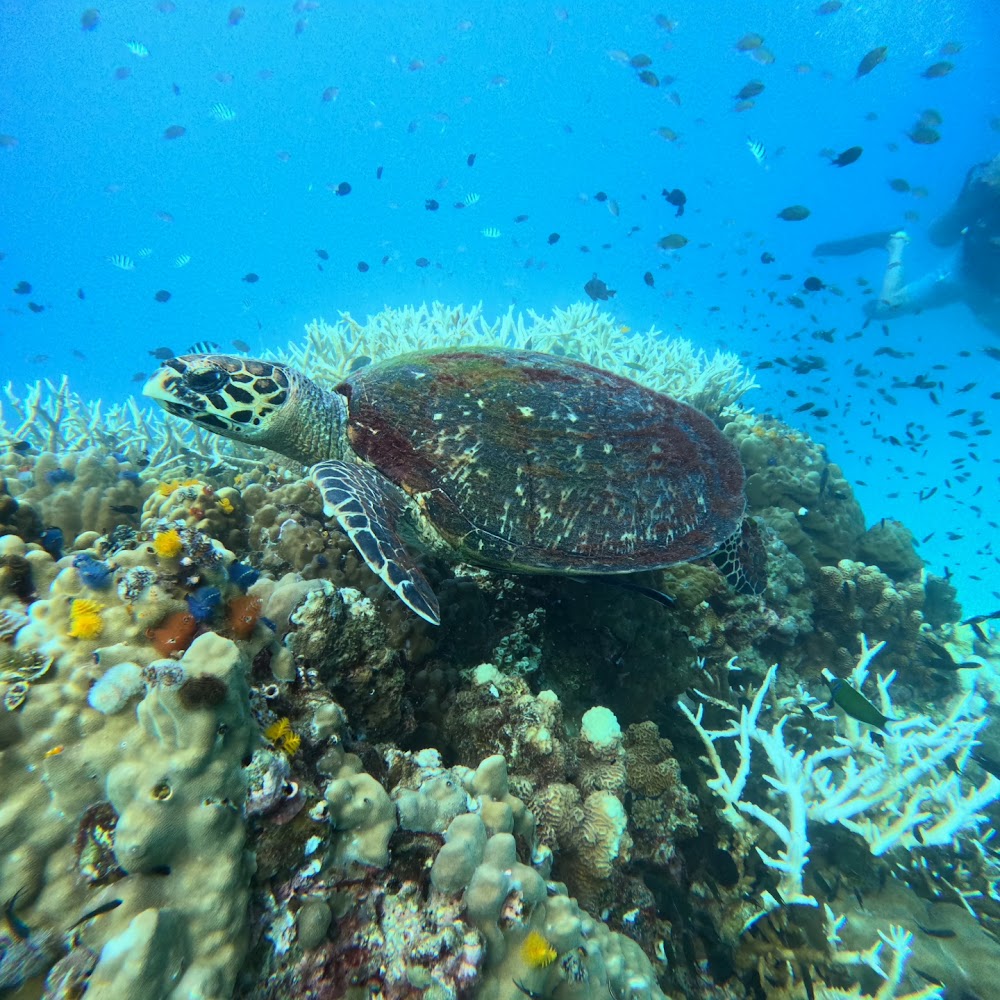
left=143, top=347, right=766, bottom=625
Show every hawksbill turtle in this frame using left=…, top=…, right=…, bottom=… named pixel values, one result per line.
left=144, top=347, right=766, bottom=625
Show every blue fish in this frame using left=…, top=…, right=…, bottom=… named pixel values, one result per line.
left=186, top=586, right=222, bottom=622
left=44, top=468, right=75, bottom=486
left=72, top=553, right=112, bottom=589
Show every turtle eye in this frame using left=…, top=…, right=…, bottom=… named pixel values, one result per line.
left=185, top=369, right=228, bottom=394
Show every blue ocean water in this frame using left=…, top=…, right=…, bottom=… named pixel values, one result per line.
left=0, top=0, right=997, bottom=612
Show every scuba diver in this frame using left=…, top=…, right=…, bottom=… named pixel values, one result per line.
left=813, top=153, right=1000, bottom=332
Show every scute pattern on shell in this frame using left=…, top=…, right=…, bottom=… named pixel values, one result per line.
left=339, top=348, right=747, bottom=573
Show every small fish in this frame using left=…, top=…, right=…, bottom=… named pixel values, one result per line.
left=131, top=372, right=147, bottom=383
left=816, top=0, right=842, bottom=12
left=656, top=126, right=678, bottom=141
left=13, top=280, right=31, bottom=294
left=481, top=227, right=502, bottom=238
left=583, top=275, right=615, bottom=301
left=888, top=177, right=910, bottom=192
left=629, top=53, right=653, bottom=68
left=777, top=205, right=811, bottom=221
left=920, top=635, right=982, bottom=672
left=415, top=257, right=430, bottom=267
left=908, top=125, right=940, bottom=145
left=27, top=301, right=44, bottom=313
left=357, top=261, right=369, bottom=272
left=735, top=80, right=765, bottom=100
left=125, top=40, right=150, bottom=57
left=44, top=745, right=64, bottom=757
left=81, top=8, right=101, bottom=30
left=149, top=346, right=176, bottom=359
left=637, top=70, right=659, bottom=87
left=917, top=925, right=956, bottom=939
left=643, top=271, right=654, bottom=287
left=761, top=251, right=775, bottom=263
left=109, top=504, right=139, bottom=515
left=228, top=6, right=245, bottom=26
left=803, top=276, right=824, bottom=291
left=657, top=233, right=688, bottom=250
left=187, top=340, right=221, bottom=353
left=831, top=146, right=862, bottom=167
left=547, top=233, right=560, bottom=245
left=922, top=61, right=954, bottom=79
left=513, top=980, right=544, bottom=1000
left=823, top=669, right=889, bottom=730
left=163, top=124, right=186, bottom=139
left=242, top=272, right=259, bottom=283
left=315, top=248, right=329, bottom=261
left=425, top=198, right=439, bottom=211
left=735, top=33, right=764, bottom=51
left=67, top=899, right=123, bottom=932
left=4, top=888, right=31, bottom=940
left=464, top=192, right=480, bottom=207
left=172, top=253, right=191, bottom=268
left=154, top=289, right=171, bottom=303
left=467, top=152, right=476, bottom=166
left=232, top=339, right=251, bottom=352
left=210, top=102, right=236, bottom=122
left=108, top=254, right=136, bottom=271
left=856, top=46, right=887, bottom=78
left=376, top=164, right=383, bottom=179
left=661, top=188, right=686, bottom=217
left=747, top=137, right=766, bottom=165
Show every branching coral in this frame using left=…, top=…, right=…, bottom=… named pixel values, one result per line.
left=679, top=634, right=996, bottom=996
left=272, top=301, right=756, bottom=418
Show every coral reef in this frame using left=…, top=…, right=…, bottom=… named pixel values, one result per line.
left=0, top=303, right=993, bottom=1000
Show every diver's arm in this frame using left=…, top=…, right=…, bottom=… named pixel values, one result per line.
left=812, top=231, right=894, bottom=257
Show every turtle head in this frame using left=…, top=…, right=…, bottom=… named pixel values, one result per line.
left=144, top=354, right=341, bottom=463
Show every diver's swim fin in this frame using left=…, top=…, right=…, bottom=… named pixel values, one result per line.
left=812, top=231, right=894, bottom=257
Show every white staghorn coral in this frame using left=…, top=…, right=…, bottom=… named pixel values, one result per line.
left=270, top=301, right=757, bottom=417
left=679, top=633, right=993, bottom=997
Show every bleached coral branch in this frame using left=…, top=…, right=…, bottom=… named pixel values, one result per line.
left=272, top=301, right=757, bottom=417
left=677, top=663, right=776, bottom=829
left=682, top=634, right=1000, bottom=933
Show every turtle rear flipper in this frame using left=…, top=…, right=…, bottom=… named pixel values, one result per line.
left=712, top=518, right=767, bottom=596
left=311, top=460, right=441, bottom=625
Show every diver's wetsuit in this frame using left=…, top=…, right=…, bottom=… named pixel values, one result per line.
left=868, top=157, right=1000, bottom=330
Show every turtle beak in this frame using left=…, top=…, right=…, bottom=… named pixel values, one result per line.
left=142, top=364, right=180, bottom=406
left=142, top=359, right=207, bottom=420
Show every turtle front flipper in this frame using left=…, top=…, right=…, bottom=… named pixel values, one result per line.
left=311, top=460, right=441, bottom=625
